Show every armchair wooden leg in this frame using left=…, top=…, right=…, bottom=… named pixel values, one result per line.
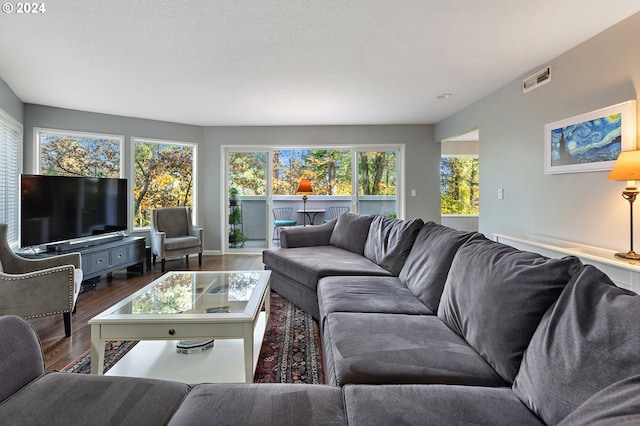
left=161, top=259, right=166, bottom=272
left=186, top=254, right=189, bottom=263
left=152, top=254, right=156, bottom=265
left=63, top=312, right=72, bottom=337
left=199, top=252, right=202, bottom=265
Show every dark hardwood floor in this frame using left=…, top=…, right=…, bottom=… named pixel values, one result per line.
left=28, top=254, right=264, bottom=372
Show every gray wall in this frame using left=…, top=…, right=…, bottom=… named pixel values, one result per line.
left=0, top=79, right=23, bottom=124
left=435, top=12, right=640, bottom=251
left=202, top=125, right=439, bottom=250
left=22, top=104, right=204, bottom=243
left=17, top=104, right=438, bottom=251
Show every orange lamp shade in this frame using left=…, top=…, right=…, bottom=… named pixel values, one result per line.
left=297, top=179, right=313, bottom=194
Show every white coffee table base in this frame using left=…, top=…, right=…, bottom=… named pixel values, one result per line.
left=104, top=312, right=266, bottom=385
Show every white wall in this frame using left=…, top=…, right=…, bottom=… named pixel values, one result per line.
left=435, top=12, right=640, bottom=251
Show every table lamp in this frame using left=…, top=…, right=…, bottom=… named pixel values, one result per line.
left=608, top=150, right=640, bottom=261
left=297, top=179, right=313, bottom=226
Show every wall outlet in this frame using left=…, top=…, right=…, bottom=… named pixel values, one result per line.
left=498, top=188, right=504, bottom=200
left=411, top=189, right=416, bottom=197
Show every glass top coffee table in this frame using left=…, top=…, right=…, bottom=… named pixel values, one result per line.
left=89, top=270, right=270, bottom=384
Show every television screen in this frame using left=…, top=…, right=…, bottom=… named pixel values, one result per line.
left=20, top=174, right=128, bottom=247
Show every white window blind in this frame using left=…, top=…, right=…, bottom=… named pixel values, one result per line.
left=0, top=109, right=22, bottom=246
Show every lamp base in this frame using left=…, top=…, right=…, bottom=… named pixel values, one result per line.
left=614, top=251, right=640, bottom=262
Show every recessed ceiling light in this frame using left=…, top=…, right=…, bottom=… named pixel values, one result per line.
left=436, top=93, right=452, bottom=99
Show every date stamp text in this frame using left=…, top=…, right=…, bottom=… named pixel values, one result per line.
left=2, top=3, right=46, bottom=14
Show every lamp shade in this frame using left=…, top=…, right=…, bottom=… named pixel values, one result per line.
left=608, top=151, right=640, bottom=181
left=297, top=179, right=313, bottom=193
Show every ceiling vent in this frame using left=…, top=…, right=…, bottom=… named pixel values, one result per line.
left=523, top=66, right=551, bottom=93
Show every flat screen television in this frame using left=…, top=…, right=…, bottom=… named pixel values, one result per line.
left=20, top=174, right=128, bottom=248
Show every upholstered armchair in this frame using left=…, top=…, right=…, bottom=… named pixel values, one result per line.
left=150, top=207, right=203, bottom=272
left=0, top=224, right=83, bottom=337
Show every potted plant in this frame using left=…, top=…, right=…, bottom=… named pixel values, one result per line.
left=229, top=187, right=240, bottom=206
left=229, top=228, right=248, bottom=248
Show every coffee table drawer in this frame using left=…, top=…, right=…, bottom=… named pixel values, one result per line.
left=97, top=322, right=246, bottom=340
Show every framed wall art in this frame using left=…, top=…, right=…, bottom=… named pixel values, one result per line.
left=544, top=100, right=636, bottom=174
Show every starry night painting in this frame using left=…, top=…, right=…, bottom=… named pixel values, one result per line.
left=551, top=114, right=621, bottom=166
left=544, top=101, right=636, bottom=174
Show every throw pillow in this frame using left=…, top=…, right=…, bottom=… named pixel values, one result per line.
left=363, top=215, right=424, bottom=275
left=437, top=237, right=583, bottom=384
left=329, top=213, right=376, bottom=255
left=399, top=222, right=479, bottom=312
left=513, top=265, right=640, bottom=425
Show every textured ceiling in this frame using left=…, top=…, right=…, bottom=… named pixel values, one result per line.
left=1, top=1, right=639, bottom=126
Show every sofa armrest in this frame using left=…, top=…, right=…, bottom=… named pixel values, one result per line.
left=0, top=316, right=45, bottom=403
left=280, top=219, right=337, bottom=248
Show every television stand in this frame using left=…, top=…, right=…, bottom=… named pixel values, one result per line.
left=20, top=236, right=146, bottom=283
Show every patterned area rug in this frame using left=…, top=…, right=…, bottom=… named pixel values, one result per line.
left=61, top=292, right=324, bottom=384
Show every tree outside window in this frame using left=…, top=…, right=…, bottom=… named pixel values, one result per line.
left=134, top=139, right=196, bottom=228
left=272, top=149, right=351, bottom=195
left=440, top=156, right=479, bottom=214
left=228, top=152, right=267, bottom=196
left=38, top=130, right=122, bottom=177
left=358, top=151, right=396, bottom=196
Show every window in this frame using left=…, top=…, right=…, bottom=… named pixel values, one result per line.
left=440, top=156, right=479, bottom=214
left=133, top=138, right=197, bottom=228
left=0, top=109, right=22, bottom=246
left=272, top=149, right=352, bottom=195
left=36, top=129, right=123, bottom=177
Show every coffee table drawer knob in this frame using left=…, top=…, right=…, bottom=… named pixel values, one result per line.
left=168, top=329, right=176, bottom=335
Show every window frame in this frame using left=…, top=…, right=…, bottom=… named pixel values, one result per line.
left=131, top=136, right=198, bottom=230
left=34, top=127, right=124, bottom=177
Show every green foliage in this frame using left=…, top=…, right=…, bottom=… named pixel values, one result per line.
left=39, top=132, right=121, bottom=177
left=358, top=151, right=396, bottom=195
left=440, top=157, right=479, bottom=214
left=134, top=140, right=194, bottom=228
left=228, top=153, right=267, bottom=196
left=271, top=149, right=352, bottom=195
left=228, top=228, right=248, bottom=246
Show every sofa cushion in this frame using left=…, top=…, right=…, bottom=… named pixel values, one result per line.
left=169, top=383, right=346, bottom=425
left=317, top=276, right=433, bottom=328
left=164, top=236, right=201, bottom=251
left=0, top=371, right=190, bottom=424
left=438, top=237, right=583, bottom=384
left=343, top=384, right=544, bottom=426
left=558, top=374, right=640, bottom=426
left=513, top=265, right=640, bottom=425
left=363, top=216, right=424, bottom=275
left=323, top=312, right=506, bottom=387
left=262, top=246, right=392, bottom=292
left=399, top=222, right=479, bottom=312
left=329, top=213, right=376, bottom=255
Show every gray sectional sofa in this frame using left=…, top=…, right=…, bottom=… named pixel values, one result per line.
left=263, top=213, right=640, bottom=424
left=2, top=213, right=640, bottom=425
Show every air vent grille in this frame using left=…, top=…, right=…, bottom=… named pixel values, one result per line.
left=523, top=66, right=551, bottom=93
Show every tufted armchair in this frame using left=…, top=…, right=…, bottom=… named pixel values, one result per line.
left=0, top=224, right=83, bottom=337
left=150, top=207, right=203, bottom=272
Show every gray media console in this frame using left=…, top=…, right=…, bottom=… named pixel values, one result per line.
left=21, top=236, right=147, bottom=282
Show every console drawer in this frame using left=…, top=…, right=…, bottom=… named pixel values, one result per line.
left=110, top=246, right=128, bottom=266
left=88, top=251, right=110, bottom=273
